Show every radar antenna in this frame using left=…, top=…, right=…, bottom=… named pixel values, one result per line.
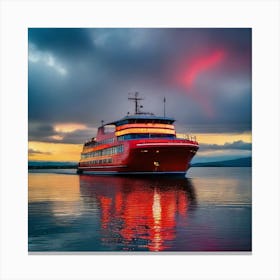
left=128, top=92, right=144, bottom=114
left=128, top=92, right=154, bottom=115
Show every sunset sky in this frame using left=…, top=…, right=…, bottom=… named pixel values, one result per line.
left=28, top=28, right=252, bottom=163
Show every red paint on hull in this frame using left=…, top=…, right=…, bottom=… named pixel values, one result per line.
left=126, top=143, right=197, bottom=172
left=78, top=139, right=198, bottom=174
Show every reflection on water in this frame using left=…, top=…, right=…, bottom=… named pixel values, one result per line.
left=28, top=168, right=251, bottom=252
left=79, top=175, right=196, bottom=251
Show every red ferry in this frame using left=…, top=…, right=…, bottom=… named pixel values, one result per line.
left=77, top=93, right=199, bottom=175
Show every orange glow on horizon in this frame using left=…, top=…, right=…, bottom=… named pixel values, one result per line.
left=177, top=132, right=251, bottom=145
left=196, top=132, right=251, bottom=145
left=28, top=141, right=83, bottom=161
left=28, top=132, right=251, bottom=162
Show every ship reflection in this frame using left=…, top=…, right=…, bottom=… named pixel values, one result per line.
left=79, top=175, right=196, bottom=251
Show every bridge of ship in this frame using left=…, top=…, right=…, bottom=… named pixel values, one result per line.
left=96, top=115, right=195, bottom=142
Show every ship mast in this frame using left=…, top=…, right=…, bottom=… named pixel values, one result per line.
left=163, top=96, right=166, bottom=117
left=128, top=92, right=144, bottom=114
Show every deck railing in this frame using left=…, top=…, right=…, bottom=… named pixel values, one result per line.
left=176, top=134, right=197, bottom=142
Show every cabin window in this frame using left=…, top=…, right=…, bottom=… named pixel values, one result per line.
left=117, top=133, right=175, bottom=141
left=116, top=120, right=129, bottom=126
left=82, top=144, right=124, bottom=158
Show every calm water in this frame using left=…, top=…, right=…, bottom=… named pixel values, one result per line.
left=28, top=167, right=251, bottom=252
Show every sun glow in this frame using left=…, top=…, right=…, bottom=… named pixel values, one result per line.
left=54, top=123, right=87, bottom=133
left=50, top=135, right=64, bottom=141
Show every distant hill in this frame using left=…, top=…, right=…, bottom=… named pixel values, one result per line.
left=28, top=157, right=252, bottom=169
left=28, top=161, right=78, bottom=169
left=191, top=157, right=252, bottom=167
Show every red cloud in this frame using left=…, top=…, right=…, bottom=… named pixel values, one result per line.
left=178, top=50, right=225, bottom=88
left=176, top=50, right=226, bottom=117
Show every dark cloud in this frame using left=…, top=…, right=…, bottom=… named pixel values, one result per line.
left=28, top=28, right=93, bottom=59
left=199, top=140, right=251, bottom=151
left=28, top=122, right=97, bottom=144
left=65, top=127, right=99, bottom=143
left=28, top=123, right=56, bottom=139
left=28, top=28, right=252, bottom=143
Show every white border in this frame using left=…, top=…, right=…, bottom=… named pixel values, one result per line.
left=1, top=1, right=279, bottom=280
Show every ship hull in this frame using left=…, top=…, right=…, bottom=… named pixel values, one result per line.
left=78, top=140, right=198, bottom=175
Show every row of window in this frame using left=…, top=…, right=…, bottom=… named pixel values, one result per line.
left=82, top=158, right=113, bottom=165
left=117, top=134, right=175, bottom=141
left=85, top=137, right=115, bottom=148
left=82, top=145, right=124, bottom=159
left=98, top=138, right=115, bottom=145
